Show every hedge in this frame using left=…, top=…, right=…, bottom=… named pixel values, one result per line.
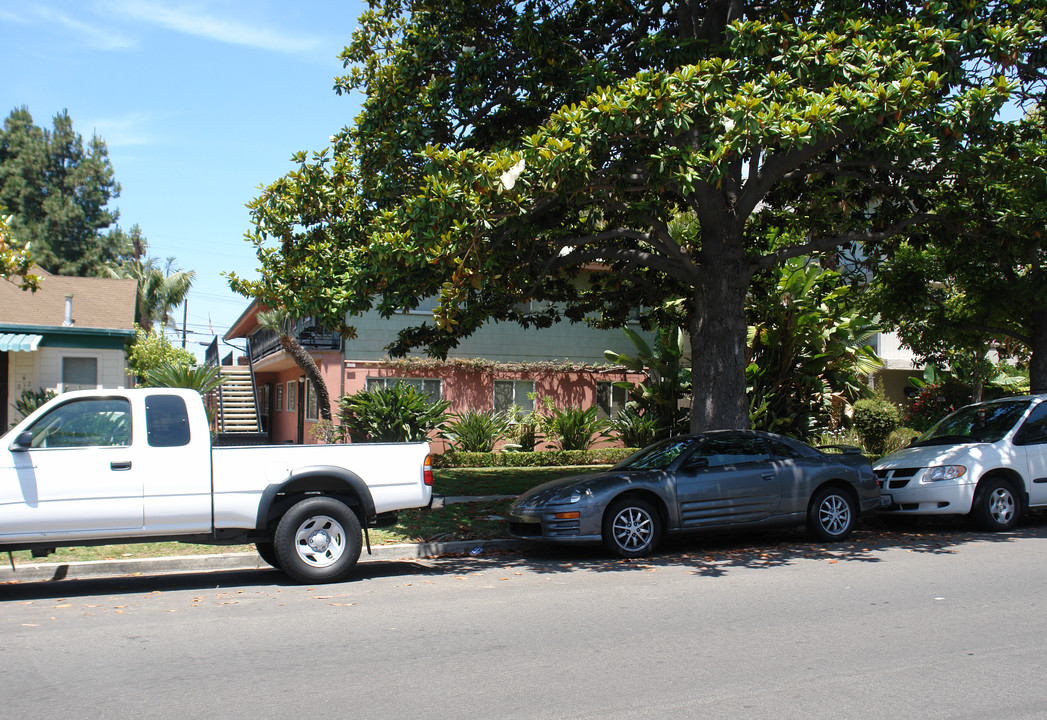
left=433, top=447, right=638, bottom=468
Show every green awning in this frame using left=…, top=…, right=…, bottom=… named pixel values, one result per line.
left=0, top=333, right=43, bottom=352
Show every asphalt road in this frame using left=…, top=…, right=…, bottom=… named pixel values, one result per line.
left=2, top=518, right=1046, bottom=720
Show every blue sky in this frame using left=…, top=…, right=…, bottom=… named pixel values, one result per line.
left=1, top=1, right=366, bottom=359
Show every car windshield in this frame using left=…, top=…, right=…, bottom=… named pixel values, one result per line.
left=615, top=437, right=697, bottom=471
left=914, top=399, right=1033, bottom=446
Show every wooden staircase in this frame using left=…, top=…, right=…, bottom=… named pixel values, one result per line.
left=215, top=366, right=262, bottom=437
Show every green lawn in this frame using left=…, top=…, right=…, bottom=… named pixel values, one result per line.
left=5, top=466, right=596, bottom=564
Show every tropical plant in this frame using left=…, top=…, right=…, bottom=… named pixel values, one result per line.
left=339, top=382, right=450, bottom=443
left=256, top=308, right=332, bottom=421
left=746, top=258, right=882, bottom=440
left=605, top=325, right=690, bottom=439
left=852, top=396, right=901, bottom=455
left=442, top=409, right=512, bottom=453
left=310, top=418, right=345, bottom=444
left=12, top=387, right=56, bottom=423
left=141, top=363, right=225, bottom=396
left=108, top=235, right=195, bottom=335
left=608, top=407, right=658, bottom=450
left=504, top=403, right=539, bottom=452
left=903, top=381, right=973, bottom=433
left=542, top=405, right=609, bottom=452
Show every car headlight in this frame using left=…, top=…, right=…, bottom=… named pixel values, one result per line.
left=922, top=465, right=967, bottom=483
left=551, top=488, right=589, bottom=504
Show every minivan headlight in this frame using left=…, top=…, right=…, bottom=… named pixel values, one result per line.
left=923, top=465, right=967, bottom=483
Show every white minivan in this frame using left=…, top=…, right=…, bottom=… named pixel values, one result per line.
left=874, top=395, right=1047, bottom=530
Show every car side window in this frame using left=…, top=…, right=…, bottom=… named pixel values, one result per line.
left=769, top=439, right=805, bottom=460
left=26, top=398, right=131, bottom=448
left=145, top=394, right=191, bottom=448
left=1015, top=402, right=1047, bottom=445
left=693, top=436, right=771, bottom=468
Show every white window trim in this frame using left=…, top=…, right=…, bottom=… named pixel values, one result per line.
left=57, top=351, right=103, bottom=393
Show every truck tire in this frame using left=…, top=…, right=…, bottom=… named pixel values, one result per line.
left=274, top=496, right=363, bottom=584
left=255, top=542, right=280, bottom=569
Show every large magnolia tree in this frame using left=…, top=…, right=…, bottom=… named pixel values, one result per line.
left=232, top=0, right=1046, bottom=431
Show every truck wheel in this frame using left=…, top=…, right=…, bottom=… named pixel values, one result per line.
left=255, top=542, right=280, bottom=569
left=971, top=477, right=1020, bottom=532
left=274, top=497, right=362, bottom=584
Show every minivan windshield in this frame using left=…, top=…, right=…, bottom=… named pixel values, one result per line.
left=913, top=398, right=1033, bottom=446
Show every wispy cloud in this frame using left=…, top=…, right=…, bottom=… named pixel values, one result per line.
left=100, top=0, right=325, bottom=56
left=87, top=112, right=162, bottom=148
left=1, top=4, right=136, bottom=50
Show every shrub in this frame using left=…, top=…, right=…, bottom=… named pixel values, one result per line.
left=609, top=407, right=658, bottom=449
left=433, top=447, right=638, bottom=468
left=142, top=363, right=225, bottom=395
left=543, top=405, right=609, bottom=451
left=883, top=427, right=921, bottom=455
left=852, top=396, right=900, bottom=454
left=442, top=409, right=512, bottom=452
left=904, top=381, right=971, bottom=432
left=310, top=418, right=345, bottom=444
left=13, top=387, right=56, bottom=423
left=126, top=326, right=196, bottom=379
left=339, top=382, right=450, bottom=443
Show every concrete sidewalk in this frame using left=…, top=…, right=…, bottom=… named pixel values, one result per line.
left=0, top=494, right=523, bottom=584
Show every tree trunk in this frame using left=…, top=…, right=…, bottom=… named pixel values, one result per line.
left=687, top=253, right=752, bottom=432
left=1029, top=311, right=1047, bottom=395
left=280, top=336, right=333, bottom=422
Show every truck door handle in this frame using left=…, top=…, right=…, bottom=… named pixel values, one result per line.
left=111, top=460, right=132, bottom=471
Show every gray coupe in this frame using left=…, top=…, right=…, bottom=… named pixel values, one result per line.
left=507, top=430, right=879, bottom=558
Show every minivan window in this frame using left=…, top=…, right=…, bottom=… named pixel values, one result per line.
left=914, top=398, right=1032, bottom=446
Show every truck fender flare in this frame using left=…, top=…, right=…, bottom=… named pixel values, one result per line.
left=255, top=465, right=377, bottom=531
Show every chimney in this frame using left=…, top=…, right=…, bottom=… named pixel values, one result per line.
left=63, top=294, right=74, bottom=326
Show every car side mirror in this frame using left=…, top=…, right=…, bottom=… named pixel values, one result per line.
left=9, top=431, right=32, bottom=451
left=682, top=456, right=709, bottom=472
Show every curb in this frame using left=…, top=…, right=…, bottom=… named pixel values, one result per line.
left=0, top=538, right=526, bottom=584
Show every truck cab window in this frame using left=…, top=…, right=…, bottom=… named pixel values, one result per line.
left=145, top=395, right=191, bottom=448
left=27, top=398, right=131, bottom=448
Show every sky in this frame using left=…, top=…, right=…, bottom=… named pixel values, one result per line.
left=1, top=0, right=367, bottom=360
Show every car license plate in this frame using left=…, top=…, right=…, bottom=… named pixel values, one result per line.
left=880, top=494, right=893, bottom=508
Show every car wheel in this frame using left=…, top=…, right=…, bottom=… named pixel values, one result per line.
left=602, top=497, right=662, bottom=558
left=971, top=477, right=1020, bottom=531
left=807, top=487, right=856, bottom=542
left=274, top=496, right=363, bottom=583
left=255, top=541, right=280, bottom=569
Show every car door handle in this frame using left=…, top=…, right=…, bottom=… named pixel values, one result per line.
left=762, top=473, right=775, bottom=481
left=111, top=460, right=132, bottom=471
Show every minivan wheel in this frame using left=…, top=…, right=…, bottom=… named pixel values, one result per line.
left=971, top=477, right=1020, bottom=532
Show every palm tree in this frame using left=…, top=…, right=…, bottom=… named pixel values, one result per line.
left=106, top=228, right=195, bottom=334
left=256, top=308, right=332, bottom=421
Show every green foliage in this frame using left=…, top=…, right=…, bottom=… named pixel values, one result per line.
left=903, top=381, right=973, bottom=432
left=541, top=404, right=609, bottom=452
left=108, top=241, right=195, bottom=333
left=433, top=448, right=636, bottom=469
left=852, top=396, right=901, bottom=455
left=12, top=387, right=56, bottom=423
left=238, top=1, right=1047, bottom=432
left=747, top=258, right=882, bottom=439
left=126, top=325, right=196, bottom=379
left=310, top=418, right=345, bottom=444
left=883, top=427, right=921, bottom=455
left=0, top=107, right=129, bottom=276
left=339, top=381, right=450, bottom=443
left=605, top=325, right=690, bottom=438
left=609, top=407, right=659, bottom=449
left=442, top=409, right=512, bottom=452
left=0, top=209, right=39, bottom=290
left=141, top=363, right=225, bottom=396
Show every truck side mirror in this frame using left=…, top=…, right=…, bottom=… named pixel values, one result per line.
left=9, top=431, right=33, bottom=451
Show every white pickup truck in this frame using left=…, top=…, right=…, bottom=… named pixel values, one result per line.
left=1, top=388, right=433, bottom=583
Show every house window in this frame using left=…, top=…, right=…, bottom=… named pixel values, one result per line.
left=367, top=377, right=442, bottom=401
left=61, top=356, right=98, bottom=391
left=305, top=380, right=320, bottom=421
left=286, top=381, right=296, bottom=412
left=275, top=383, right=283, bottom=412
left=494, top=379, right=534, bottom=414
left=596, top=381, right=629, bottom=419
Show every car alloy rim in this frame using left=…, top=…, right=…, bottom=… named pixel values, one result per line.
left=819, top=494, right=850, bottom=536
left=294, top=514, right=346, bottom=568
left=611, top=506, right=653, bottom=551
left=989, top=488, right=1015, bottom=525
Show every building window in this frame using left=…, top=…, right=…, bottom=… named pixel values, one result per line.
left=494, top=379, right=534, bottom=415
left=286, top=381, right=296, bottom=412
left=596, top=381, right=629, bottom=419
left=305, top=380, right=320, bottom=421
left=61, top=356, right=98, bottom=391
left=275, top=383, right=283, bottom=412
left=367, top=377, right=442, bottom=401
